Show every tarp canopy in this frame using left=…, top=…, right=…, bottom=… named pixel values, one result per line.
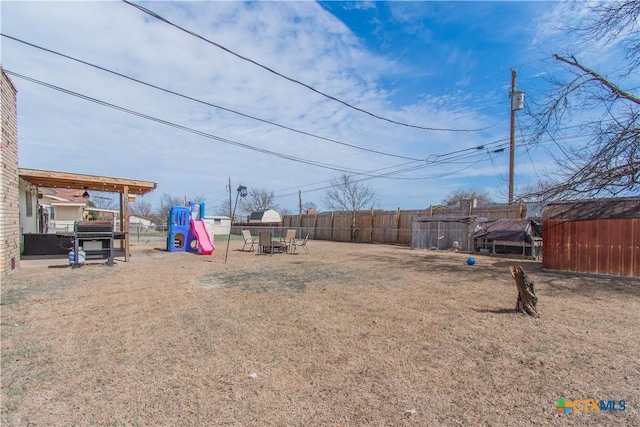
left=472, top=218, right=541, bottom=242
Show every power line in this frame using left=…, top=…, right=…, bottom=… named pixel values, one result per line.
left=5, top=69, right=386, bottom=176
left=1, top=41, right=593, bottom=178
left=272, top=139, right=510, bottom=198
left=7, top=69, right=511, bottom=190
left=487, top=150, right=508, bottom=184
left=8, top=68, right=580, bottom=206
left=272, top=120, right=597, bottom=199
left=121, top=0, right=501, bottom=133
left=275, top=155, right=491, bottom=199
left=11, top=69, right=503, bottom=186
left=6, top=68, right=532, bottom=211
left=516, top=114, right=542, bottom=182
left=1, top=33, right=424, bottom=162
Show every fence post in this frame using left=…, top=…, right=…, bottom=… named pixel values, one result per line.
left=370, top=208, right=375, bottom=243
left=330, top=211, right=334, bottom=241
left=396, top=207, right=401, bottom=244
left=313, top=212, right=318, bottom=239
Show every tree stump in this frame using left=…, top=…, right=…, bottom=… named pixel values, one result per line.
left=509, top=265, right=539, bottom=317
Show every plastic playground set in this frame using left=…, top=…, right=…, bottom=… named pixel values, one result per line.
left=166, top=201, right=214, bottom=255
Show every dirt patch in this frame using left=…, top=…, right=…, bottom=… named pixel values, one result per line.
left=2, top=240, right=639, bottom=426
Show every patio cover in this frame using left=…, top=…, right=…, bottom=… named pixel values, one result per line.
left=18, top=168, right=156, bottom=195
left=19, top=168, right=157, bottom=262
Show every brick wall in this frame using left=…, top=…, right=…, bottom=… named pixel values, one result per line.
left=0, top=68, right=20, bottom=278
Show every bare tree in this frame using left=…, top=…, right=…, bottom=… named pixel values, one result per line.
left=525, top=0, right=639, bottom=200
left=89, top=191, right=117, bottom=209
left=216, top=198, right=250, bottom=222
left=130, top=198, right=154, bottom=218
left=156, top=193, right=205, bottom=222
left=322, top=174, right=377, bottom=242
left=577, top=0, right=640, bottom=69
left=302, top=201, right=318, bottom=213
left=215, top=199, right=232, bottom=218
left=441, top=189, right=494, bottom=207
left=240, top=187, right=279, bottom=215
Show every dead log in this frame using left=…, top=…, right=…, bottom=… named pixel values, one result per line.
left=509, top=265, right=539, bottom=317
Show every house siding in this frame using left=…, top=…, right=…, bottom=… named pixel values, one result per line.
left=0, top=68, right=20, bottom=277
left=19, top=179, right=39, bottom=235
left=54, top=206, right=84, bottom=222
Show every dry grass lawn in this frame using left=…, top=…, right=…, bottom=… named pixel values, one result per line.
left=2, top=239, right=639, bottom=426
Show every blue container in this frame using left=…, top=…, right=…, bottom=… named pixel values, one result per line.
left=68, top=249, right=86, bottom=265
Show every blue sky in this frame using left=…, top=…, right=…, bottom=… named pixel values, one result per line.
left=0, top=1, right=624, bottom=214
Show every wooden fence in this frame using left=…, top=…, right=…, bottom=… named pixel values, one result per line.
left=275, top=204, right=526, bottom=245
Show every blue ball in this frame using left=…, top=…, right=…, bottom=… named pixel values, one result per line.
left=466, top=257, right=476, bottom=265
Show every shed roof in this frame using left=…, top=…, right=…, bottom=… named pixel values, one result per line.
left=249, top=211, right=266, bottom=220
left=543, top=197, right=640, bottom=221
left=248, top=209, right=279, bottom=220
left=42, top=188, right=88, bottom=203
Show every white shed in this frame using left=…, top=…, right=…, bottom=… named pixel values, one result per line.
left=248, top=209, right=281, bottom=223
left=203, top=216, right=231, bottom=236
left=125, top=214, right=153, bottom=231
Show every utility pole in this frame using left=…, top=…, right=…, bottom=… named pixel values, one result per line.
left=299, top=190, right=302, bottom=215
left=508, top=69, right=524, bottom=205
left=228, top=177, right=232, bottom=219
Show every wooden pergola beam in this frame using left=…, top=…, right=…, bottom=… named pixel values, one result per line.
left=18, top=168, right=157, bottom=195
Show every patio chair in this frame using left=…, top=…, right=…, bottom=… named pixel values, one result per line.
left=291, top=232, right=310, bottom=254
left=280, top=229, right=297, bottom=252
left=258, top=231, right=274, bottom=255
left=241, top=230, right=257, bottom=252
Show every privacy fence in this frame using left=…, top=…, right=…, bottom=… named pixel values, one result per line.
left=260, top=204, right=528, bottom=247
